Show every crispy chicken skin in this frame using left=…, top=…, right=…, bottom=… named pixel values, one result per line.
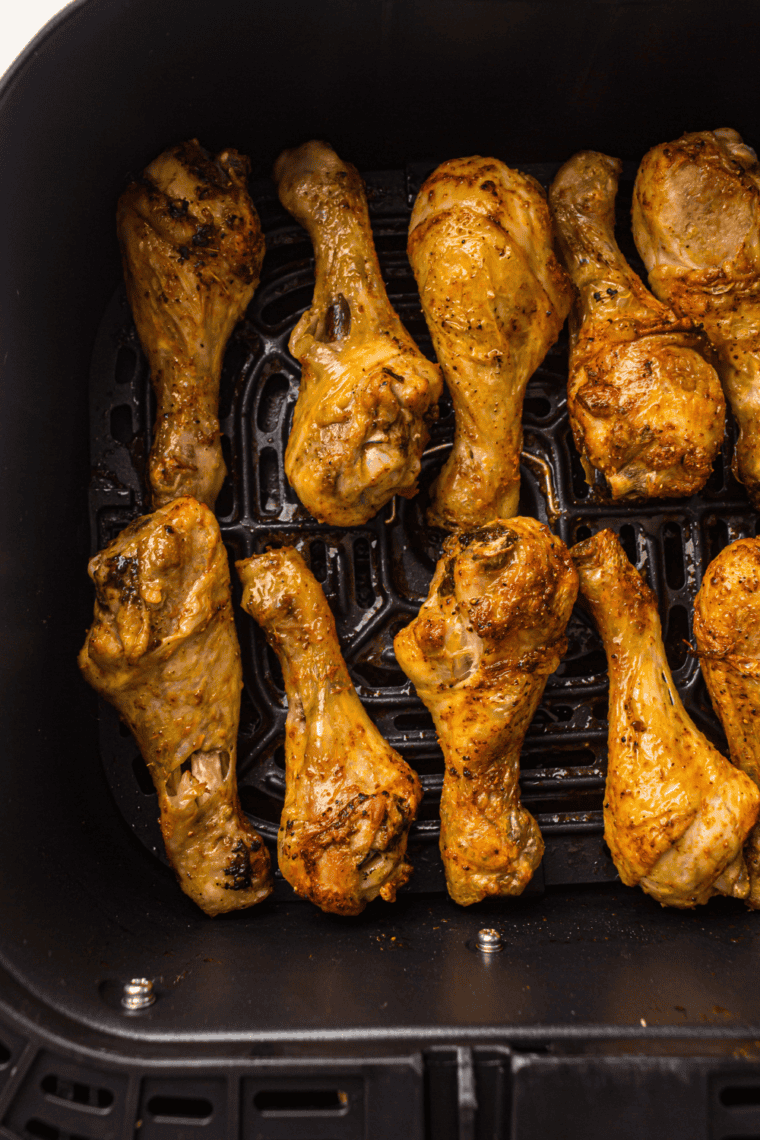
left=237, top=547, right=422, bottom=914
left=695, top=537, right=760, bottom=907
left=117, top=140, right=265, bottom=509
left=408, top=157, right=573, bottom=530
left=394, top=519, right=577, bottom=905
left=573, top=529, right=759, bottom=907
left=273, top=141, right=442, bottom=526
left=78, top=497, right=272, bottom=915
left=632, top=129, right=760, bottom=504
left=549, top=151, right=724, bottom=500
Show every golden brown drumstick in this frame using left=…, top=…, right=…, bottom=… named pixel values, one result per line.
left=633, top=129, right=760, bottom=504
left=695, top=537, right=760, bottom=907
left=78, top=497, right=272, bottom=915
left=118, top=139, right=265, bottom=509
left=573, top=529, right=759, bottom=907
left=408, top=157, right=573, bottom=530
left=394, top=519, right=578, bottom=905
left=273, top=140, right=442, bottom=526
left=237, top=546, right=422, bottom=914
left=549, top=150, right=724, bottom=499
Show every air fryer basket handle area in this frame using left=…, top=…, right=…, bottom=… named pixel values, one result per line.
left=2, top=1, right=760, bottom=1137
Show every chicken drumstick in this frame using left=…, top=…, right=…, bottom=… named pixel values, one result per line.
left=79, top=497, right=272, bottom=915
left=118, top=139, right=265, bottom=509
left=237, top=546, right=422, bottom=914
left=274, top=140, right=442, bottom=526
left=549, top=151, right=724, bottom=499
left=695, top=537, right=760, bottom=908
left=408, top=157, right=573, bottom=530
left=394, top=519, right=578, bottom=905
left=572, top=529, right=759, bottom=907
left=633, top=128, right=760, bottom=505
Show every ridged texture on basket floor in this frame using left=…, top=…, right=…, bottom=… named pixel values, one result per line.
left=78, top=497, right=272, bottom=915
left=117, top=139, right=265, bottom=509
left=394, top=518, right=577, bottom=905
left=237, top=546, right=422, bottom=914
left=274, top=140, right=442, bottom=526
left=408, top=156, right=573, bottom=530
left=549, top=150, right=724, bottom=500
left=573, top=528, right=760, bottom=907
left=632, top=128, right=760, bottom=506
left=695, top=536, right=760, bottom=908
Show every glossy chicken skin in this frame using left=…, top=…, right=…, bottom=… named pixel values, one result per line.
left=274, top=141, right=442, bottom=526
left=118, top=140, right=265, bottom=509
left=633, top=129, right=760, bottom=504
left=394, top=519, right=577, bottom=905
left=573, top=529, right=759, bottom=907
left=695, top=537, right=760, bottom=907
left=550, top=151, right=724, bottom=499
left=237, top=547, right=422, bottom=914
left=78, top=498, right=272, bottom=915
left=409, top=158, right=573, bottom=530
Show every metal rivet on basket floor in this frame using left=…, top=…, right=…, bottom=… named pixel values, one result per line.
left=121, top=978, right=156, bottom=1010
left=476, top=928, right=503, bottom=953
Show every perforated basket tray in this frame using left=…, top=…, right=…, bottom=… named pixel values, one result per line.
left=87, top=160, right=756, bottom=897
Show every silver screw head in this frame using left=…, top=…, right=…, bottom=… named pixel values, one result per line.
left=476, top=928, right=503, bottom=953
left=121, top=977, right=156, bottom=1010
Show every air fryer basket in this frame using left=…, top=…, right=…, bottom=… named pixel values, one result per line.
left=4, top=2, right=760, bottom=1138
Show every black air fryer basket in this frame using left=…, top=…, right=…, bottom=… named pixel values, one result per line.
left=3, top=2, right=760, bottom=1138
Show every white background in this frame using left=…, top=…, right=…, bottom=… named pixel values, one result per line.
left=0, top=1, right=72, bottom=84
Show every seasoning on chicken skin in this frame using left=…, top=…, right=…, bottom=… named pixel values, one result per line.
left=237, top=546, right=422, bottom=914
left=573, top=528, right=759, bottom=907
left=394, top=518, right=578, bottom=904
left=633, top=128, right=760, bottom=505
left=273, top=140, right=442, bottom=526
left=79, top=497, right=272, bottom=915
left=408, top=156, right=573, bottom=530
left=549, top=150, right=724, bottom=499
left=695, top=536, right=760, bottom=907
left=118, top=139, right=265, bottom=509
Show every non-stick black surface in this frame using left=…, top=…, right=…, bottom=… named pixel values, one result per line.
left=88, top=160, right=757, bottom=896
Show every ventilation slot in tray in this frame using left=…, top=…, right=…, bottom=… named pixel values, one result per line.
left=253, top=1088, right=348, bottom=1113
left=243, top=1075, right=363, bottom=1136
left=40, top=1074, right=114, bottom=1110
left=146, top=1094, right=213, bottom=1122
left=712, top=1076, right=760, bottom=1140
left=25, top=1120, right=88, bottom=1140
